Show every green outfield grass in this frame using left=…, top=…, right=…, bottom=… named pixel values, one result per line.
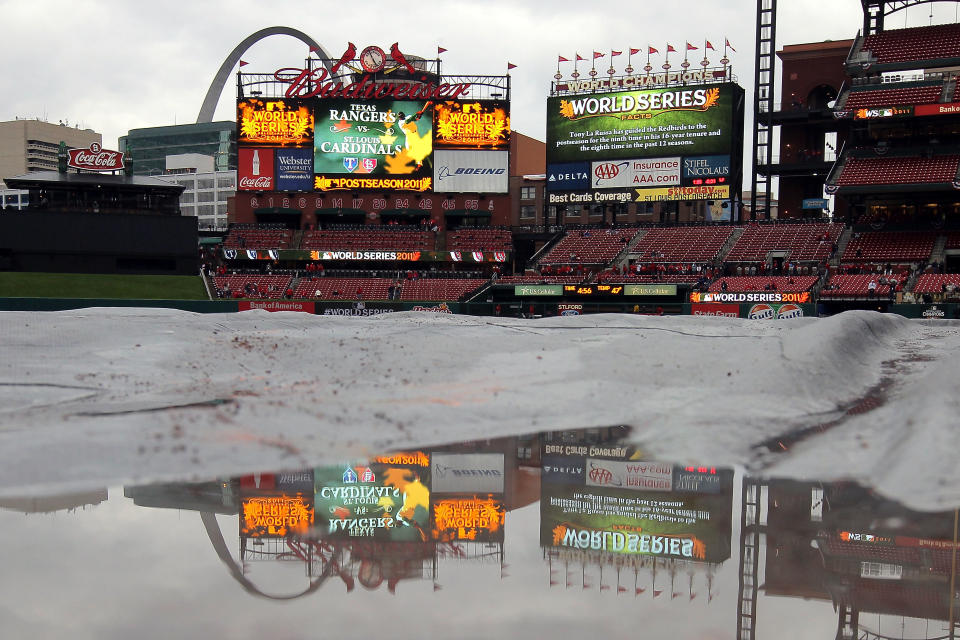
left=0, top=272, right=209, bottom=300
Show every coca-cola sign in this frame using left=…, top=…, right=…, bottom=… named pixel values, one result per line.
left=67, top=142, right=125, bottom=172
left=239, top=176, right=273, bottom=189
left=238, top=147, right=275, bottom=191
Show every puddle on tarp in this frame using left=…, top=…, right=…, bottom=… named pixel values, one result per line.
left=1, top=426, right=958, bottom=639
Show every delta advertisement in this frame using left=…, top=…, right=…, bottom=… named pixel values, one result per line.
left=546, top=83, right=744, bottom=164
left=540, top=452, right=734, bottom=563
left=314, top=452, right=431, bottom=541
left=313, top=99, right=433, bottom=178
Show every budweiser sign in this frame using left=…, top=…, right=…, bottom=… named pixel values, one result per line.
left=67, top=142, right=124, bottom=172
left=239, top=175, right=273, bottom=189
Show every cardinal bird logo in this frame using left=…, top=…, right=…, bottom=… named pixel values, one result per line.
left=331, top=42, right=356, bottom=74
left=389, top=43, right=416, bottom=74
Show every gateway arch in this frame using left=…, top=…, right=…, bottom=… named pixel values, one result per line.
left=196, top=26, right=335, bottom=123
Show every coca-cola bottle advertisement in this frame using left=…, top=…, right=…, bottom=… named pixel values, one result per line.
left=239, top=148, right=275, bottom=191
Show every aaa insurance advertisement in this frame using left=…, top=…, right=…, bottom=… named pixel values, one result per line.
left=546, top=83, right=743, bottom=164
left=540, top=454, right=734, bottom=563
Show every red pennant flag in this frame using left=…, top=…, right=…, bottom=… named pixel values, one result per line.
left=507, top=62, right=517, bottom=70
left=686, top=42, right=698, bottom=51
left=611, top=50, right=622, bottom=57
left=593, top=51, right=604, bottom=59
left=648, top=46, right=659, bottom=54
left=725, top=38, right=736, bottom=52
left=706, top=41, right=716, bottom=50
left=630, top=47, right=641, bottom=55
left=576, top=53, right=586, bottom=61
left=438, top=46, right=447, bottom=54
left=666, top=44, right=677, bottom=53
left=558, top=55, right=570, bottom=62
left=309, top=46, right=319, bottom=53
left=238, top=60, right=249, bottom=67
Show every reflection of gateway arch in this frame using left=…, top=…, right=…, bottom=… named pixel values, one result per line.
left=196, top=26, right=336, bottom=123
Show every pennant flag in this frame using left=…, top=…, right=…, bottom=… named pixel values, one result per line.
left=507, top=62, right=517, bottom=70
left=648, top=46, right=659, bottom=54
left=593, top=51, right=604, bottom=59
left=558, top=55, right=570, bottom=62
left=630, top=47, right=641, bottom=55
left=239, top=60, right=249, bottom=67
left=725, top=38, right=736, bottom=52
left=666, top=44, right=677, bottom=53
left=309, top=46, right=320, bottom=54
left=438, top=46, right=447, bottom=54
left=576, top=53, right=586, bottom=61
left=706, top=40, right=716, bottom=50
left=611, top=50, right=622, bottom=57
left=687, top=42, right=698, bottom=51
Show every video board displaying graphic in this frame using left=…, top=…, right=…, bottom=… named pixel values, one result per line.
left=540, top=452, right=734, bottom=563
left=433, top=100, right=510, bottom=149
left=546, top=83, right=744, bottom=203
left=313, top=99, right=433, bottom=177
left=432, top=495, right=506, bottom=542
left=314, top=451, right=431, bottom=542
left=237, top=98, right=314, bottom=146
left=239, top=469, right=315, bottom=538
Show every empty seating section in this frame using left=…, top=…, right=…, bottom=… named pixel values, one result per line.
left=820, top=275, right=893, bottom=297
left=913, top=274, right=960, bottom=293
left=293, top=278, right=391, bottom=300
left=292, top=277, right=484, bottom=301
left=836, top=155, right=960, bottom=186
left=540, top=229, right=638, bottom=265
left=709, top=276, right=818, bottom=293
left=629, top=227, right=734, bottom=263
left=394, top=279, right=486, bottom=301
left=447, top=229, right=512, bottom=251
left=223, top=226, right=292, bottom=250
left=842, top=231, right=936, bottom=262
left=945, top=232, right=960, bottom=249
left=214, top=275, right=292, bottom=298
left=725, top=223, right=841, bottom=263
left=844, top=83, right=942, bottom=109
left=861, top=23, right=960, bottom=64
left=302, top=229, right=434, bottom=250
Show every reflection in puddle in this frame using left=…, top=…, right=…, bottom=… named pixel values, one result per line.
left=3, top=426, right=960, bottom=638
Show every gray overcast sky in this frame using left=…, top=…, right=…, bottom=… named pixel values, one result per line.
left=2, top=0, right=958, bottom=148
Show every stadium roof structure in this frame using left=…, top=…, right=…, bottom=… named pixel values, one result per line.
left=4, top=171, right=185, bottom=193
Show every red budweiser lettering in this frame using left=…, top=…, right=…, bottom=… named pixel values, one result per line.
left=67, top=143, right=124, bottom=172
left=274, top=67, right=471, bottom=101
left=239, top=176, right=273, bottom=189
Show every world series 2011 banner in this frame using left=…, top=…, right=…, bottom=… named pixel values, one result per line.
left=540, top=451, right=734, bottom=563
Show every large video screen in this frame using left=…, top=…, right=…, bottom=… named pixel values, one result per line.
left=547, top=84, right=741, bottom=163
left=313, top=99, right=433, bottom=177
left=545, top=83, right=744, bottom=203
left=314, top=451, right=431, bottom=542
left=540, top=455, right=734, bottom=563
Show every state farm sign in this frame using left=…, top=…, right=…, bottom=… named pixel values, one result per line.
left=67, top=142, right=125, bottom=172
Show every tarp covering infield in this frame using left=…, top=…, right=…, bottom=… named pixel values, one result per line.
left=1, top=308, right=959, bottom=514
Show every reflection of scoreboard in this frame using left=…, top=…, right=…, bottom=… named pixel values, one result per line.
left=540, top=451, right=733, bottom=563
left=238, top=470, right=315, bottom=539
